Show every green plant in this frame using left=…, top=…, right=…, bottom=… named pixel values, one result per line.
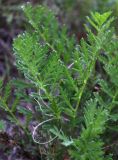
left=0, top=3, right=118, bottom=159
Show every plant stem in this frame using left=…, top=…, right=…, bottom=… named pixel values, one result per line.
left=75, top=49, right=100, bottom=113
left=2, top=100, right=29, bottom=136
left=109, top=90, right=118, bottom=111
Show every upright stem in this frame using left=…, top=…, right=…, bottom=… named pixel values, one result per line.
left=75, top=47, right=100, bottom=114
left=75, top=61, right=95, bottom=112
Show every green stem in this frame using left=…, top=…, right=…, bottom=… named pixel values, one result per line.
left=109, top=90, right=118, bottom=111
left=3, top=101, right=29, bottom=136
left=39, top=31, right=57, bottom=53
left=75, top=48, right=100, bottom=113
left=75, top=62, right=94, bottom=112
left=36, top=78, right=61, bottom=119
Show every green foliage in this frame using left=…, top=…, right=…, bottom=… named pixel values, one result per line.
left=0, top=79, right=33, bottom=135
left=50, top=126, right=73, bottom=147
left=70, top=99, right=108, bottom=160
left=0, top=3, right=116, bottom=159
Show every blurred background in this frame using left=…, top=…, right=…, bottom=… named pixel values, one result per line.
left=0, top=0, right=118, bottom=159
